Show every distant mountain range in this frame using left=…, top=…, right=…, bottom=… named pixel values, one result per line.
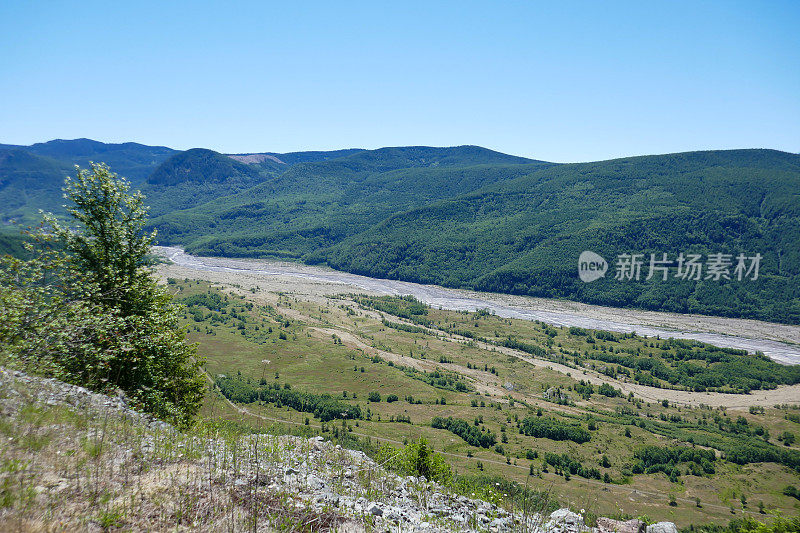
left=1, top=138, right=798, bottom=323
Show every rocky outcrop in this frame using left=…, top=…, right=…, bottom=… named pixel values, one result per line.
left=545, top=508, right=587, bottom=532
left=0, top=367, right=681, bottom=532
left=597, top=517, right=646, bottom=533
left=646, top=523, right=680, bottom=533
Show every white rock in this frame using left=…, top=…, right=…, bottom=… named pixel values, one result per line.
left=546, top=508, right=585, bottom=533
left=646, top=522, right=679, bottom=533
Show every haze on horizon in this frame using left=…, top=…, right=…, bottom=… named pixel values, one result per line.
left=1, top=1, right=798, bottom=163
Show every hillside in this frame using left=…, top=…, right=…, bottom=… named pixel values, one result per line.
left=149, top=269, right=800, bottom=527
left=0, top=140, right=370, bottom=223
left=140, top=148, right=275, bottom=215
left=0, top=366, right=706, bottom=532
left=151, top=146, right=550, bottom=257
left=0, top=149, right=74, bottom=223
left=2, top=140, right=799, bottom=323
left=0, top=227, right=31, bottom=257
left=3, top=138, right=177, bottom=183
left=228, top=147, right=365, bottom=166
left=0, top=367, right=512, bottom=531
left=0, top=139, right=178, bottom=223
left=311, top=149, right=800, bottom=324
left=2, top=152, right=798, bottom=531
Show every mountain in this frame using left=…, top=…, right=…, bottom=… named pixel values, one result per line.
left=228, top=148, right=365, bottom=166
left=4, top=139, right=798, bottom=323
left=0, top=138, right=178, bottom=223
left=0, top=149, right=74, bottom=224
left=9, top=138, right=178, bottom=183
left=140, top=148, right=271, bottom=215
left=311, top=149, right=800, bottom=324
left=151, top=146, right=551, bottom=257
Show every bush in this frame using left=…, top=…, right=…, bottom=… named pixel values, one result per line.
left=631, top=445, right=716, bottom=477
left=598, top=383, right=622, bottom=397
left=544, top=452, right=601, bottom=480
left=368, top=392, right=381, bottom=402
left=520, top=417, right=591, bottom=443
left=375, top=438, right=451, bottom=483
left=431, top=416, right=497, bottom=448
left=783, top=485, right=800, bottom=501
left=386, top=394, right=399, bottom=403
left=216, top=376, right=362, bottom=421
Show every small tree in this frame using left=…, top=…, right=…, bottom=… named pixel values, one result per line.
left=5, top=164, right=206, bottom=426
left=46, top=164, right=155, bottom=313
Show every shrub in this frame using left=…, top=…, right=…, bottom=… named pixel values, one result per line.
left=598, top=383, right=622, bottom=397
left=375, top=438, right=451, bottom=483
left=215, top=376, right=362, bottom=421
left=431, top=416, right=497, bottom=448
left=544, top=452, right=601, bottom=480
left=631, top=445, right=716, bottom=477
left=520, top=417, right=591, bottom=443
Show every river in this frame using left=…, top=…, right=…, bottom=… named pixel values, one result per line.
left=157, top=246, right=800, bottom=366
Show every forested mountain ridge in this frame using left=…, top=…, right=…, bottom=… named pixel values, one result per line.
left=228, top=148, right=364, bottom=166
left=150, top=146, right=550, bottom=258
left=140, top=148, right=277, bottom=216
left=0, top=138, right=179, bottom=223
left=0, top=140, right=376, bottom=223
left=2, top=139, right=799, bottom=323
left=1, top=138, right=178, bottom=183
left=0, top=149, right=75, bottom=224
left=311, top=149, right=800, bottom=323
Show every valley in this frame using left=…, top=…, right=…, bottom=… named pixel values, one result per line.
left=154, top=249, right=800, bottom=527
left=4, top=5, right=798, bottom=530
left=4, top=140, right=799, bottom=325
left=158, top=247, right=800, bottom=366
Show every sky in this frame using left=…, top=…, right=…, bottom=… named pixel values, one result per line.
left=1, top=1, right=798, bottom=163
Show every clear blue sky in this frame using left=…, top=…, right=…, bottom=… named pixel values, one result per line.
left=1, top=1, right=798, bottom=162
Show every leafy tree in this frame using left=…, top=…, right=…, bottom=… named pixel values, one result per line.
left=598, top=383, right=622, bottom=397
left=0, top=242, right=103, bottom=378
left=46, top=164, right=156, bottom=314
left=1, top=164, right=204, bottom=426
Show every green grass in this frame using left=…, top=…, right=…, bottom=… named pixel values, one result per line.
left=170, top=279, right=800, bottom=527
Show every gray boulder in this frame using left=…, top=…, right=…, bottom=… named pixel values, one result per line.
left=598, top=517, right=646, bottom=533
left=546, top=508, right=585, bottom=533
left=646, top=523, right=678, bottom=533
left=368, top=504, right=383, bottom=516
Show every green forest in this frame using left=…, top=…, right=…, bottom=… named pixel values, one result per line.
left=2, top=140, right=799, bottom=323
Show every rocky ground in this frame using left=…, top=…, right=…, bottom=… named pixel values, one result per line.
left=0, top=368, right=680, bottom=532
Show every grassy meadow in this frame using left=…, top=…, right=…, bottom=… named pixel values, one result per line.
left=167, top=278, right=800, bottom=527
